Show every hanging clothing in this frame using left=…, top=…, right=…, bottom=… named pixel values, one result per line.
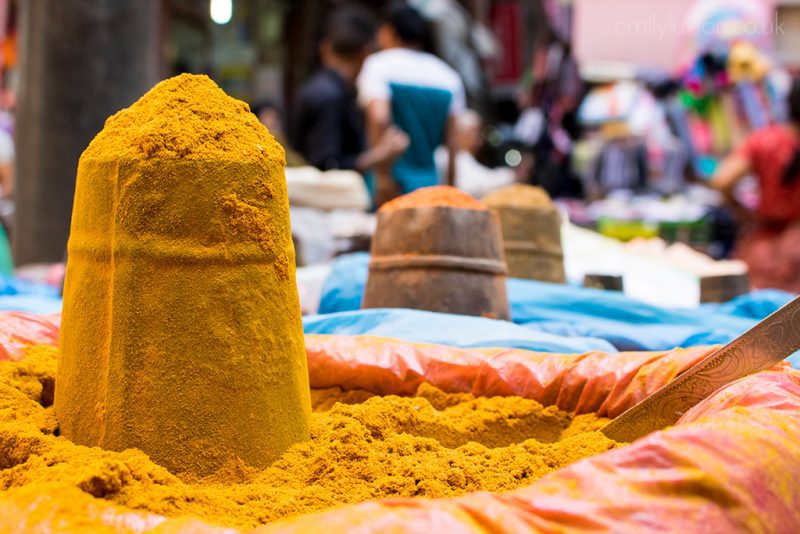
left=592, top=139, right=648, bottom=194
left=737, top=81, right=770, bottom=131
left=544, top=0, right=572, bottom=43
left=708, top=98, right=731, bottom=154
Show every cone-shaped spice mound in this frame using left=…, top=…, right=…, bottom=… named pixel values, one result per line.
left=55, top=74, right=311, bottom=477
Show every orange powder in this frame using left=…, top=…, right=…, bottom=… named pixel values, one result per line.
left=380, top=186, right=487, bottom=212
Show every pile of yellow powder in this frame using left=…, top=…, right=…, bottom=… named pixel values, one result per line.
left=0, top=346, right=620, bottom=530
left=82, top=73, right=283, bottom=164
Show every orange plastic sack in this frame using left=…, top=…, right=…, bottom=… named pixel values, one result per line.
left=261, top=336, right=800, bottom=533
left=258, top=369, right=800, bottom=533
left=0, top=311, right=60, bottom=361
left=305, top=334, right=719, bottom=417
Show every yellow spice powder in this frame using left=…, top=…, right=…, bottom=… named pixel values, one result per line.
left=56, top=73, right=310, bottom=477
left=1, top=345, right=620, bottom=531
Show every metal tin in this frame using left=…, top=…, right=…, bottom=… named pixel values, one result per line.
left=362, top=206, right=510, bottom=320
left=489, top=205, right=566, bottom=283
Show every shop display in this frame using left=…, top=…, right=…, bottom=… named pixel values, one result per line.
left=2, top=41, right=799, bottom=534
left=677, top=41, right=788, bottom=177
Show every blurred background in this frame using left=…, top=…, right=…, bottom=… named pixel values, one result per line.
left=0, top=0, right=798, bottom=308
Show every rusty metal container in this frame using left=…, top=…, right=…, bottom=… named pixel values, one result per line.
left=362, top=202, right=510, bottom=320
left=484, top=185, right=566, bottom=283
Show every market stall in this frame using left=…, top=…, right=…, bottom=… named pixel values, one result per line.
left=2, top=64, right=800, bottom=534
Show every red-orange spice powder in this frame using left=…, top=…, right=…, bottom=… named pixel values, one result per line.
left=380, top=186, right=488, bottom=212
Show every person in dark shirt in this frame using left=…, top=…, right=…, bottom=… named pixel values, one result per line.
left=290, top=5, right=407, bottom=172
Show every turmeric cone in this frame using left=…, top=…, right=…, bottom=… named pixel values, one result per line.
left=54, top=74, right=311, bottom=476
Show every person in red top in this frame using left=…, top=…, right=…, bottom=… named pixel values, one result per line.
left=712, top=78, right=800, bottom=293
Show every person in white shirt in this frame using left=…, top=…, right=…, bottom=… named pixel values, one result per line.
left=357, top=3, right=466, bottom=206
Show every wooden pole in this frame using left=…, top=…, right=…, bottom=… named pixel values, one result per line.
left=15, top=0, right=161, bottom=264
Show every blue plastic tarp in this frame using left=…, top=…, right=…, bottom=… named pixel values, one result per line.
left=317, top=254, right=800, bottom=365
left=506, top=277, right=756, bottom=351
left=700, top=289, right=794, bottom=320
left=0, top=274, right=61, bottom=299
left=318, top=253, right=370, bottom=316
left=0, top=274, right=62, bottom=314
left=304, top=308, right=617, bottom=354
left=0, top=295, right=62, bottom=314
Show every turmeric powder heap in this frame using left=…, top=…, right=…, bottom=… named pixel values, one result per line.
left=381, top=185, right=487, bottom=212
left=56, top=73, right=310, bottom=477
left=1, top=345, right=620, bottom=531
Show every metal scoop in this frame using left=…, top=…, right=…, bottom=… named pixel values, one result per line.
left=602, top=295, right=800, bottom=443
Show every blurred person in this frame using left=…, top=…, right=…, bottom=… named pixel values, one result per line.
left=290, top=5, right=408, bottom=174
left=252, top=100, right=306, bottom=167
left=516, top=25, right=583, bottom=198
left=435, top=110, right=513, bottom=198
left=711, top=77, right=800, bottom=293
left=358, top=3, right=465, bottom=205
left=408, top=0, right=499, bottom=105
left=590, top=121, right=648, bottom=196
left=0, top=128, right=12, bottom=201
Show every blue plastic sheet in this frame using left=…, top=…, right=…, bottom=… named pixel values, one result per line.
left=0, top=295, right=62, bottom=314
left=0, top=274, right=62, bottom=314
left=303, top=308, right=617, bottom=354
left=506, top=277, right=756, bottom=351
left=701, top=289, right=794, bottom=320
left=318, top=253, right=370, bottom=315
left=317, top=254, right=793, bottom=358
left=0, top=274, right=60, bottom=299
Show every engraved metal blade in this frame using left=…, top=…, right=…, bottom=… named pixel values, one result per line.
left=601, top=295, right=800, bottom=443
